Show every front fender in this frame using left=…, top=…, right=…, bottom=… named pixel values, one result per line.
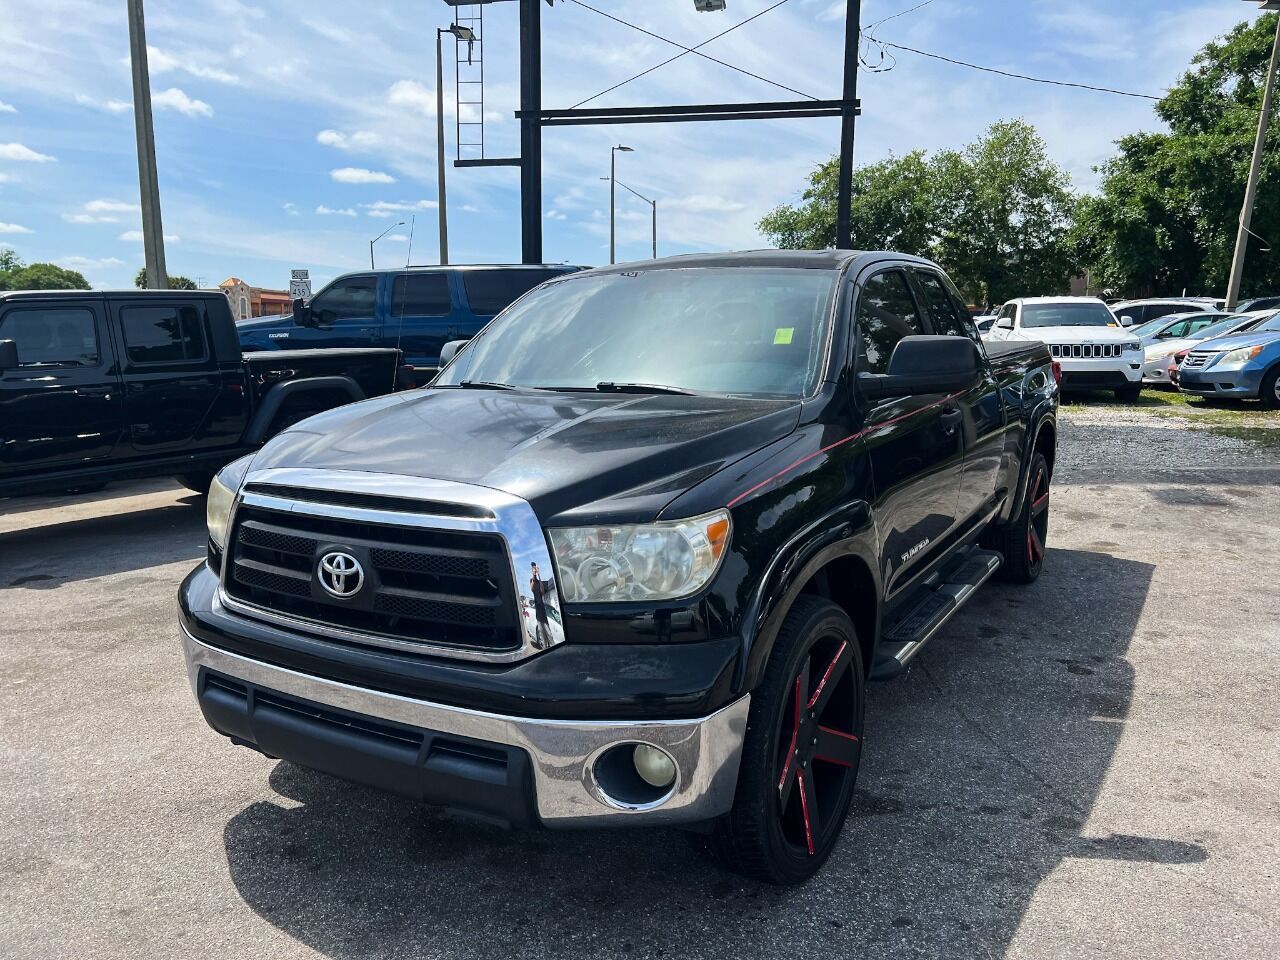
left=736, top=498, right=880, bottom=694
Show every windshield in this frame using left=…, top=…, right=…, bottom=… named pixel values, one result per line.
left=1256, top=314, right=1280, bottom=333
left=1021, top=302, right=1117, bottom=328
left=1195, top=315, right=1254, bottom=340
left=1130, top=317, right=1171, bottom=338
left=436, top=267, right=837, bottom=398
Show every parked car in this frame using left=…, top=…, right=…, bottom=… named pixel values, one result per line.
left=1178, top=312, right=1280, bottom=407
left=986, top=296, right=1143, bottom=401
left=1130, top=311, right=1230, bottom=347
left=1111, top=298, right=1221, bottom=327
left=1235, top=295, right=1280, bottom=313
left=1141, top=313, right=1264, bottom=385
left=0, top=289, right=406, bottom=497
left=180, top=250, right=1059, bottom=885
left=236, top=264, right=582, bottom=370
left=972, top=314, right=997, bottom=334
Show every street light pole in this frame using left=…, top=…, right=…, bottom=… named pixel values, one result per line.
left=1226, top=10, right=1280, bottom=311
left=126, top=0, right=168, bottom=289
left=609, top=144, right=634, bottom=265
left=651, top=199, right=657, bottom=259
left=436, top=28, right=450, bottom=266
left=370, top=222, right=405, bottom=269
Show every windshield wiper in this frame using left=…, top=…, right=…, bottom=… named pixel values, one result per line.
left=458, top=380, right=520, bottom=391
left=593, top=381, right=697, bottom=396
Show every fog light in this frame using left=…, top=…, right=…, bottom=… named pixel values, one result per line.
left=633, top=744, right=676, bottom=788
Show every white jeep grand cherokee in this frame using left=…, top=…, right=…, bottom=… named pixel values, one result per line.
left=985, top=296, right=1144, bottom=402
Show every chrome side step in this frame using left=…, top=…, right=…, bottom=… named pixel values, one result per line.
left=870, top=548, right=1002, bottom=680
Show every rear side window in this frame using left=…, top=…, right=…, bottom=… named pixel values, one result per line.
left=391, top=273, right=452, bottom=317
left=0, top=307, right=100, bottom=366
left=914, top=270, right=980, bottom=344
left=463, top=269, right=561, bottom=315
left=856, top=270, right=924, bottom=375
left=120, top=304, right=206, bottom=364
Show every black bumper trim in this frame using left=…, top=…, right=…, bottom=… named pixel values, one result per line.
left=198, top=667, right=539, bottom=827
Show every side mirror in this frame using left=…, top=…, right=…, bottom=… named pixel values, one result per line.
left=439, top=339, right=467, bottom=366
left=292, top=298, right=314, bottom=327
left=858, top=336, right=982, bottom=401
left=0, top=339, right=17, bottom=372
left=996, top=317, right=1014, bottom=330
left=1119, top=316, right=1134, bottom=327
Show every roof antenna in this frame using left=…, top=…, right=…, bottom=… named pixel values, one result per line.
left=391, top=213, right=417, bottom=392
left=405, top=213, right=416, bottom=267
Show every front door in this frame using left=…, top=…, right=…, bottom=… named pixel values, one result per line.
left=292, top=274, right=381, bottom=350
left=0, top=298, right=124, bottom=476
left=910, top=268, right=1005, bottom=526
left=853, top=267, right=965, bottom=598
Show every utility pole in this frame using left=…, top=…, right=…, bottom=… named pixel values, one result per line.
left=651, top=199, right=657, bottom=259
left=836, top=0, right=862, bottom=250
left=519, top=0, right=543, bottom=264
left=126, top=0, right=168, bottom=289
left=436, top=28, right=451, bottom=265
left=1226, top=9, right=1280, bottom=311
left=608, top=144, right=634, bottom=264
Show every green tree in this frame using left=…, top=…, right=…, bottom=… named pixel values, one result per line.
left=135, top=267, right=198, bottom=290
left=0, top=247, right=20, bottom=272
left=0, top=259, right=88, bottom=291
left=1073, top=13, right=1280, bottom=296
left=759, top=120, right=1077, bottom=304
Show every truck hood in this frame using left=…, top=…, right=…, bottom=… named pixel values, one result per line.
left=250, top=388, right=803, bottom=525
left=1194, top=330, right=1280, bottom=352
left=1018, top=325, right=1136, bottom=344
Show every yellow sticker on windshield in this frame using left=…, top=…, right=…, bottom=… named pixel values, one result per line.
left=774, top=327, right=794, bottom=345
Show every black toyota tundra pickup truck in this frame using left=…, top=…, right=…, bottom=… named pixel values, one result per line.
left=0, top=289, right=407, bottom=498
left=179, top=251, right=1058, bottom=884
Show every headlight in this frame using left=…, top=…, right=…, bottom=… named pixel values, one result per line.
left=1220, top=345, right=1264, bottom=367
left=1123, top=340, right=1143, bottom=352
left=549, top=510, right=731, bottom=602
left=1146, top=345, right=1180, bottom=361
left=206, top=455, right=254, bottom=549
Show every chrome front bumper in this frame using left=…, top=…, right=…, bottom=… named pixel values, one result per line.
left=182, top=628, right=750, bottom=827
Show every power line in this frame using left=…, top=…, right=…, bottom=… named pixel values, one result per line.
left=865, top=0, right=937, bottom=33
left=564, top=0, right=816, bottom=107
left=879, top=41, right=1163, bottom=100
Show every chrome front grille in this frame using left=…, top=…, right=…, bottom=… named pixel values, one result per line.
left=1182, top=353, right=1211, bottom=369
left=226, top=504, right=519, bottom=650
left=1049, top=343, right=1122, bottom=359
left=218, top=470, right=567, bottom=663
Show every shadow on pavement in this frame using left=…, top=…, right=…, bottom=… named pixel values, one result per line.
left=220, top=546, right=1198, bottom=959
left=0, top=492, right=205, bottom=587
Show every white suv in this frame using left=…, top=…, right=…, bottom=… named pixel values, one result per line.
left=986, top=297, right=1144, bottom=402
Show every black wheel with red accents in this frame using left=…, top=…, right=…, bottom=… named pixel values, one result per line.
left=993, top=450, right=1050, bottom=584
left=703, top=596, right=864, bottom=885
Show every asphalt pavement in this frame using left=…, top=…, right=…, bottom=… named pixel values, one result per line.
left=1, top=409, right=1277, bottom=960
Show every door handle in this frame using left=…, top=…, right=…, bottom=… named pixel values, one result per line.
left=940, top=407, right=963, bottom=435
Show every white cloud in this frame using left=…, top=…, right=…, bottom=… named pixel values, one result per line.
left=316, top=205, right=358, bottom=216
left=146, top=46, right=241, bottom=85
left=282, top=202, right=299, bottom=216
left=0, top=100, right=15, bottom=113
left=75, top=93, right=132, bottom=114
left=0, top=143, right=56, bottom=163
left=331, top=167, right=396, bottom=184
left=546, top=209, right=567, bottom=221
left=386, top=80, right=435, bottom=116
left=63, top=199, right=137, bottom=224
left=0, top=173, right=14, bottom=184
left=152, top=88, right=213, bottom=118
left=362, top=199, right=437, bottom=218
left=0, top=222, right=33, bottom=234
left=119, top=230, right=179, bottom=243
left=382, top=233, right=410, bottom=243
left=56, top=256, right=125, bottom=271
left=316, top=128, right=382, bottom=151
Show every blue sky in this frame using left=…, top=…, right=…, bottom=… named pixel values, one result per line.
left=0, top=0, right=1265, bottom=291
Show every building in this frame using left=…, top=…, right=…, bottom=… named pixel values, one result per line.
left=219, top=277, right=293, bottom=320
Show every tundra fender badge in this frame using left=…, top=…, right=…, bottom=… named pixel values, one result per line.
left=901, top=539, right=930, bottom=564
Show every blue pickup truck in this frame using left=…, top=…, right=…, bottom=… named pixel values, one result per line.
left=236, top=264, right=581, bottom=369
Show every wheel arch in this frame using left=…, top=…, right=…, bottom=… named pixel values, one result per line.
left=738, top=505, right=882, bottom=694
left=245, top=375, right=365, bottom=444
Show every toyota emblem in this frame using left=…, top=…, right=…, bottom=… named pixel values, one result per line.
left=317, top=551, right=364, bottom=598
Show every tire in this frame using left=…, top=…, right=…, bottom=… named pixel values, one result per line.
left=992, top=450, right=1050, bottom=584
left=176, top=472, right=216, bottom=494
left=1115, top=384, right=1142, bottom=404
left=1261, top=366, right=1280, bottom=410
left=703, top=595, right=865, bottom=885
